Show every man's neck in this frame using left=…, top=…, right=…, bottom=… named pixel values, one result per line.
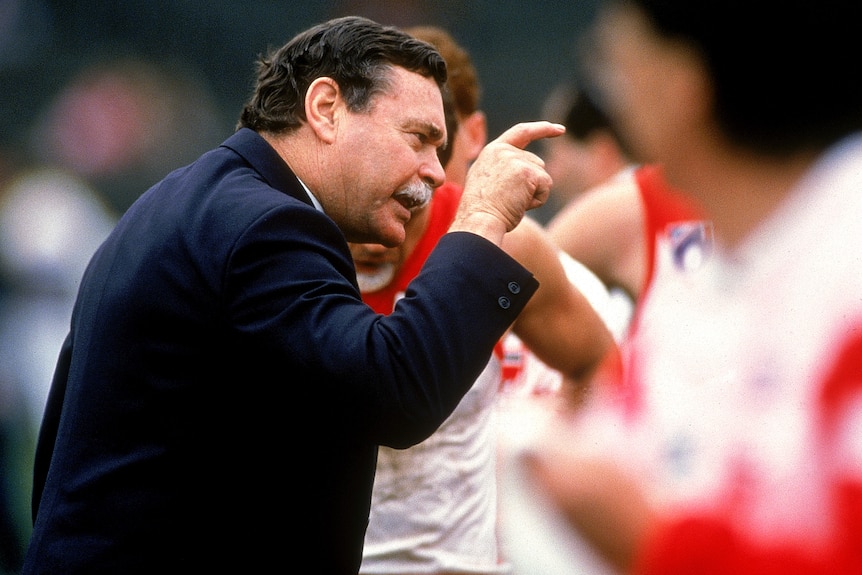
left=675, top=147, right=817, bottom=250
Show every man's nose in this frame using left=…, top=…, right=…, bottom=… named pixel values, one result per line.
left=420, top=152, right=446, bottom=189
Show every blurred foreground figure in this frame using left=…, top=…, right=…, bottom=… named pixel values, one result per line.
left=22, top=16, right=564, bottom=574
left=524, top=0, right=862, bottom=574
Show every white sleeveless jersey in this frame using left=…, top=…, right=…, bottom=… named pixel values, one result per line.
left=360, top=353, right=509, bottom=574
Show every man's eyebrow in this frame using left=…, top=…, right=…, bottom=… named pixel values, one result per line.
left=406, top=119, right=446, bottom=144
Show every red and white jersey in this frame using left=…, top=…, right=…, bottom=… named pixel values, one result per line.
left=630, top=164, right=706, bottom=332
left=593, top=135, right=862, bottom=573
left=362, top=353, right=508, bottom=574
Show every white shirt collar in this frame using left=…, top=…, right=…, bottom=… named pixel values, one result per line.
left=296, top=177, right=324, bottom=213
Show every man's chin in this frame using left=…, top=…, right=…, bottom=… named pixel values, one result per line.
left=372, top=221, right=408, bottom=248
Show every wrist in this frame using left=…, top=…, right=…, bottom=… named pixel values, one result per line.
left=448, top=211, right=508, bottom=246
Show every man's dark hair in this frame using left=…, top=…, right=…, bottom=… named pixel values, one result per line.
left=566, top=88, right=630, bottom=151
left=238, top=16, right=448, bottom=133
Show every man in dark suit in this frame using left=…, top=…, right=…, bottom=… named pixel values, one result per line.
left=22, top=16, right=564, bottom=575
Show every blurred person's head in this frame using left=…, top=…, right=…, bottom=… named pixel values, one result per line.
left=29, top=55, right=225, bottom=215
left=540, top=83, right=632, bottom=206
left=404, top=25, right=487, bottom=187
left=589, top=0, right=862, bottom=185
left=0, top=167, right=115, bottom=293
left=239, top=16, right=449, bottom=248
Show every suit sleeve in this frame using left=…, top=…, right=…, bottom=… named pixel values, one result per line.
left=224, top=203, right=538, bottom=447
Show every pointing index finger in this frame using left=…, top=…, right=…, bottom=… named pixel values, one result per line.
left=493, top=121, right=566, bottom=150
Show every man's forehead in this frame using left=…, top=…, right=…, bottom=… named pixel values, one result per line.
left=365, top=68, right=447, bottom=141
left=385, top=67, right=445, bottom=107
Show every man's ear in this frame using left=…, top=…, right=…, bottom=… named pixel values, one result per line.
left=459, top=110, right=487, bottom=162
left=305, top=77, right=340, bottom=144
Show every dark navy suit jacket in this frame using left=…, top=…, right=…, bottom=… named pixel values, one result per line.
left=22, top=129, right=538, bottom=574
